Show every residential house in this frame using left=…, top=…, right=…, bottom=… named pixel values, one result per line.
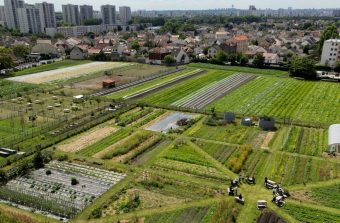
left=148, top=47, right=171, bottom=64
left=171, top=48, right=190, bottom=64
left=263, top=53, right=281, bottom=64
left=70, top=45, right=88, bottom=60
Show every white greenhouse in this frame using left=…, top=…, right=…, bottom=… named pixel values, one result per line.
left=329, top=124, right=340, bottom=154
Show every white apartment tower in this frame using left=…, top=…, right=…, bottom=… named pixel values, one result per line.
left=101, top=5, right=116, bottom=25
left=4, top=0, right=24, bottom=29
left=35, top=2, right=56, bottom=31
left=17, top=4, right=42, bottom=33
left=119, top=6, right=131, bottom=25
left=320, top=39, right=340, bottom=67
left=62, top=4, right=80, bottom=25
left=80, top=5, right=93, bottom=24
left=0, top=6, right=6, bottom=26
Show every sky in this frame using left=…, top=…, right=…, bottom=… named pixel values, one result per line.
left=2, top=0, right=340, bottom=11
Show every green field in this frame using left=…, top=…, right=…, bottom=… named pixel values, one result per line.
left=270, top=126, right=328, bottom=156
left=0, top=79, right=41, bottom=97
left=206, top=76, right=340, bottom=124
left=14, top=60, right=91, bottom=76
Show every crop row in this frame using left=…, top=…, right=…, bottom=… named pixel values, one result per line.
left=153, top=158, right=228, bottom=182
left=284, top=202, right=340, bottom=222
left=102, top=131, right=153, bottom=159
left=276, top=126, right=328, bottom=156
left=141, top=70, right=234, bottom=105
left=117, top=107, right=154, bottom=126
left=172, top=73, right=255, bottom=109
left=77, top=128, right=132, bottom=156
left=193, top=141, right=237, bottom=163
left=187, top=121, right=261, bottom=145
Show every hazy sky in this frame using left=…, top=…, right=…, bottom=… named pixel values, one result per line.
left=2, top=0, right=340, bottom=11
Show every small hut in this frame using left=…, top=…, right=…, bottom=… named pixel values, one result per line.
left=102, top=80, right=116, bottom=89
left=259, top=116, right=275, bottom=130
left=224, top=112, right=236, bottom=123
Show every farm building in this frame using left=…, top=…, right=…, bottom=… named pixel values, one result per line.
left=259, top=117, right=275, bottom=130
left=328, top=124, right=340, bottom=154
left=102, top=80, right=116, bottom=89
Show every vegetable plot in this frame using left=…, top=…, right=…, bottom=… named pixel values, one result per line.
left=0, top=161, right=126, bottom=218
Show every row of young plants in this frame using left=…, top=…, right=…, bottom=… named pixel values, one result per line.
left=141, top=70, right=234, bottom=105
left=116, top=107, right=154, bottom=126
left=102, top=131, right=154, bottom=159
left=192, top=140, right=237, bottom=163
left=283, top=202, right=340, bottom=223
left=152, top=158, right=228, bottom=182
left=278, top=126, right=328, bottom=156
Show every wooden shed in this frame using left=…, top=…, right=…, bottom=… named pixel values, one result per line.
left=102, top=80, right=116, bottom=89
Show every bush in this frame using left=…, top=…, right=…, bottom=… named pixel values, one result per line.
left=46, top=170, right=52, bottom=175
left=89, top=208, right=102, bottom=219
left=71, top=177, right=79, bottom=185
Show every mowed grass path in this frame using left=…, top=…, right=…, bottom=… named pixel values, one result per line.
left=140, top=70, right=234, bottom=105
left=14, top=60, right=91, bottom=76
left=207, top=76, right=340, bottom=124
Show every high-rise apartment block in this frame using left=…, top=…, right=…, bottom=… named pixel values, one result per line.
left=101, top=5, right=116, bottom=25
left=62, top=4, right=80, bottom=25
left=80, top=5, right=93, bottom=24
left=119, top=6, right=131, bottom=25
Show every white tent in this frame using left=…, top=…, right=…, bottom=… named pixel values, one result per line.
left=329, top=124, right=340, bottom=154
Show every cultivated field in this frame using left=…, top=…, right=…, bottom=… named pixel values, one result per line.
left=0, top=63, right=339, bottom=223
left=7, top=62, right=132, bottom=84
left=207, top=76, right=340, bottom=124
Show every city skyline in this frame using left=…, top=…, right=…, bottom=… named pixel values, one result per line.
left=3, top=0, right=340, bottom=11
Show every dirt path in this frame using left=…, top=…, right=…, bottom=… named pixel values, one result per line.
left=57, top=126, right=117, bottom=153
left=261, top=132, right=275, bottom=149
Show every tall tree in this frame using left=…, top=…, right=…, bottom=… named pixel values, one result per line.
left=253, top=54, right=265, bottom=68
left=289, top=56, right=316, bottom=79
left=318, top=25, right=339, bottom=56
left=12, top=45, right=30, bottom=58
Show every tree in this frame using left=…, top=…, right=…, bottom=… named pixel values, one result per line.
left=12, top=45, right=30, bottom=58
left=289, top=56, right=316, bottom=79
left=318, top=25, right=339, bottom=56
left=0, top=170, right=8, bottom=185
left=252, top=54, right=265, bottom=68
left=0, top=54, right=14, bottom=70
left=71, top=177, right=79, bottom=185
left=84, top=18, right=102, bottom=26
left=215, top=51, right=228, bottom=63
left=131, top=41, right=140, bottom=51
left=164, top=55, right=176, bottom=66
left=33, top=151, right=44, bottom=169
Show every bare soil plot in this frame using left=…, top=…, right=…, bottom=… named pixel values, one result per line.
left=73, top=65, right=166, bottom=90
left=57, top=126, right=117, bottom=153
left=7, top=62, right=131, bottom=84
left=261, top=132, right=275, bottom=149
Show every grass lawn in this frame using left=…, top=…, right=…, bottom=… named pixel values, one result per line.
left=0, top=79, right=41, bottom=96
left=14, top=60, right=91, bottom=76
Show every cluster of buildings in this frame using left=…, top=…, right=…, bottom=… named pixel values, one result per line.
left=134, top=6, right=336, bottom=18
left=0, top=0, right=132, bottom=34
